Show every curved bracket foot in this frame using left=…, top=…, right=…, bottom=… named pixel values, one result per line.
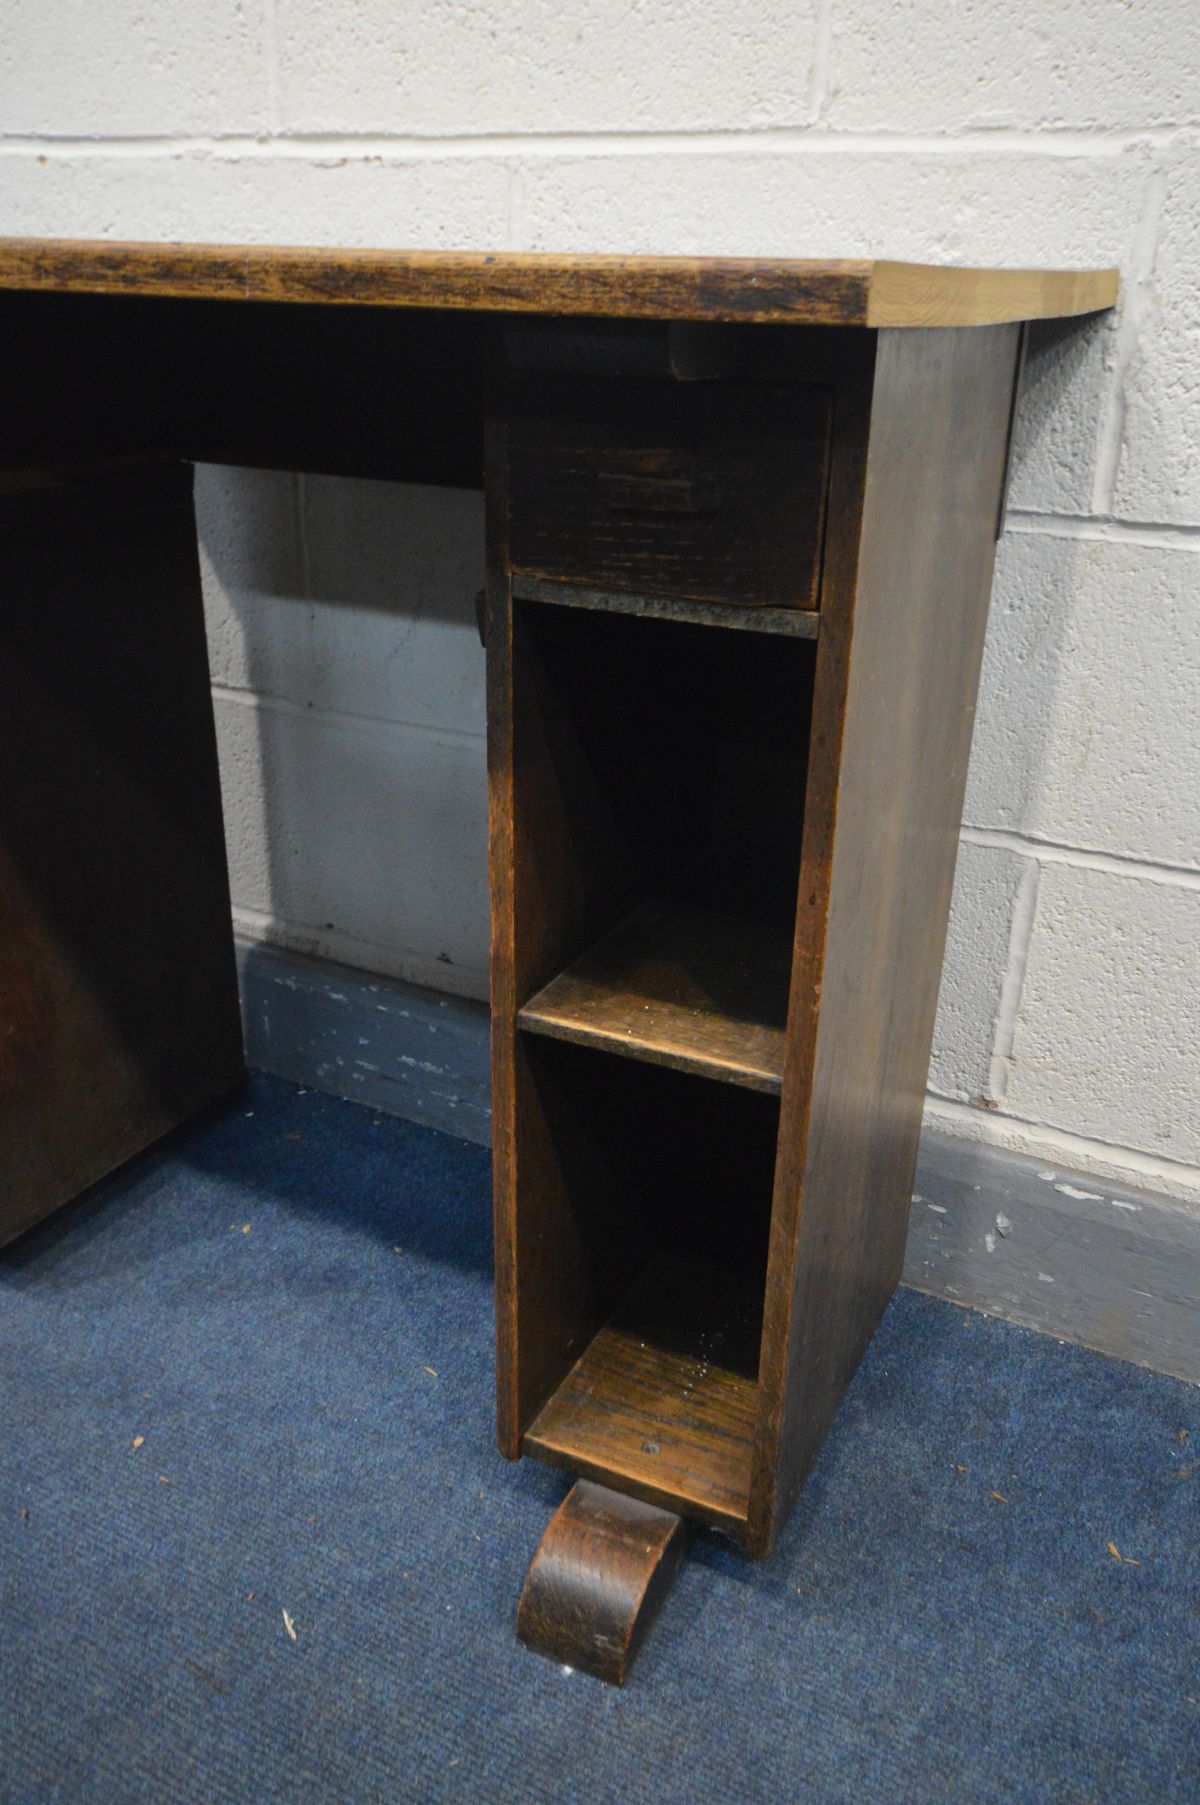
left=516, top=1479, right=695, bottom=1685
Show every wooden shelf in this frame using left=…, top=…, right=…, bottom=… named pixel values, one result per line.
left=511, top=577, right=821, bottom=639
left=522, top=1255, right=760, bottom=1532
left=518, top=896, right=792, bottom=1094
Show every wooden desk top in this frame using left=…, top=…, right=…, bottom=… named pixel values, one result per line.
left=0, top=239, right=1117, bottom=328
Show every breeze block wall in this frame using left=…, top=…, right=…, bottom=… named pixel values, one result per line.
left=2, top=0, right=1198, bottom=1202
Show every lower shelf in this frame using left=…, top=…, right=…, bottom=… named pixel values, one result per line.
left=522, top=1254, right=760, bottom=1534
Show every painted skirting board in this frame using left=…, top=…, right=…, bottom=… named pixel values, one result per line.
left=236, top=938, right=1200, bottom=1387
left=905, top=1134, right=1200, bottom=1385
left=236, top=938, right=491, bottom=1148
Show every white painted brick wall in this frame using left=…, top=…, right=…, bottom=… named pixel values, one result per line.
left=275, top=0, right=823, bottom=135
left=0, top=0, right=269, bottom=134
left=823, top=0, right=1200, bottom=133
left=1006, top=865, right=1200, bottom=1172
left=1112, top=140, right=1200, bottom=522
left=197, top=471, right=489, bottom=999
left=928, top=844, right=1028, bottom=1103
left=3, top=1, right=1198, bottom=1202
left=967, top=533, right=1200, bottom=866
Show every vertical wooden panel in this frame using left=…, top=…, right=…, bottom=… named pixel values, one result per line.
left=485, top=411, right=523, bottom=1454
left=487, top=410, right=666, bottom=1454
left=0, top=462, right=244, bottom=1246
left=750, top=325, right=1023, bottom=1553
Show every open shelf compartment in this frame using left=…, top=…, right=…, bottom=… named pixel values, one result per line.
left=499, top=595, right=817, bottom=1534
left=523, top=1248, right=762, bottom=1529
left=510, top=596, right=814, bottom=1096
left=514, top=1039, right=779, bottom=1533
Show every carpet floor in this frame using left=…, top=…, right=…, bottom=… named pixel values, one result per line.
left=1, top=1072, right=1197, bottom=1805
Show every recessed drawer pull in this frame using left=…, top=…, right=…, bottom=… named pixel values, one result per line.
left=596, top=468, right=721, bottom=516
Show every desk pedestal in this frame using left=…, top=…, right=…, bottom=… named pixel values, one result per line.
left=487, top=322, right=1021, bottom=1677
left=0, top=462, right=243, bottom=1248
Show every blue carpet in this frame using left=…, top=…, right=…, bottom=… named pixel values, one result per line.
left=1, top=1073, right=1197, bottom=1805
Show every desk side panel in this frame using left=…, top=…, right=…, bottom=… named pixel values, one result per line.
left=0, top=464, right=244, bottom=1246
left=751, top=324, right=1021, bottom=1552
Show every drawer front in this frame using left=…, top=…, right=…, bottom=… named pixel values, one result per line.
left=507, top=377, right=832, bottom=610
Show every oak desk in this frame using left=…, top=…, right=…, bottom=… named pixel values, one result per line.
left=0, top=242, right=1117, bottom=1681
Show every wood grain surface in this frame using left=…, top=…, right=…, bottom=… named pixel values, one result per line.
left=516, top=1479, right=696, bottom=1684
left=749, top=324, right=1024, bottom=1554
left=511, top=576, right=820, bottom=638
left=518, top=894, right=792, bottom=1094
left=0, top=239, right=1117, bottom=326
left=523, top=1254, right=761, bottom=1530
left=507, top=375, right=831, bottom=608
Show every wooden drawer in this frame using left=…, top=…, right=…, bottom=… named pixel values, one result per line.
left=507, top=376, right=832, bottom=610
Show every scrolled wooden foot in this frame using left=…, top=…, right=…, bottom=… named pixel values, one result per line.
left=516, top=1479, right=696, bottom=1685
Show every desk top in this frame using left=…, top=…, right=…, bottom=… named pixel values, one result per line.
left=0, top=239, right=1117, bottom=328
